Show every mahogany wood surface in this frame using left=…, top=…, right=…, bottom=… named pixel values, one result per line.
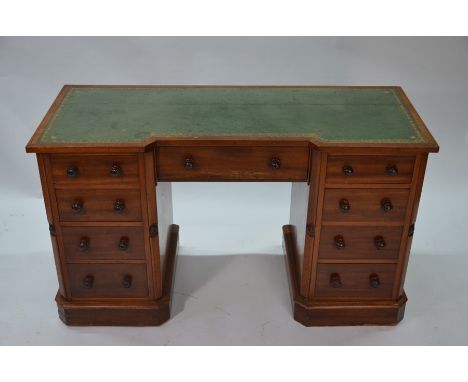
left=157, top=145, right=310, bottom=181
left=61, top=226, right=145, bottom=261
left=326, top=155, right=415, bottom=184
left=318, top=226, right=402, bottom=261
left=315, top=263, right=397, bottom=299
left=26, top=86, right=438, bottom=327
left=55, top=188, right=143, bottom=222
left=67, top=263, right=149, bottom=298
left=50, top=154, right=140, bottom=188
left=322, top=188, right=410, bottom=223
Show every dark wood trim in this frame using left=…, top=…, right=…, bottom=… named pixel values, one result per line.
left=393, top=153, right=429, bottom=298
left=41, top=154, right=72, bottom=298
left=306, top=151, right=328, bottom=298
left=143, top=151, right=163, bottom=299
left=138, top=153, right=157, bottom=299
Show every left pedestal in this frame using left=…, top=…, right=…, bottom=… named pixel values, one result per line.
left=35, top=152, right=176, bottom=326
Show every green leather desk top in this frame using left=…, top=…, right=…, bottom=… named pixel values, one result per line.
left=31, top=86, right=436, bottom=149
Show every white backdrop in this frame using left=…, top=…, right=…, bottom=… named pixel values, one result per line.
left=1, top=37, right=467, bottom=258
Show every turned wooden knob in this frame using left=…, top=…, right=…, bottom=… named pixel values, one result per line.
left=381, top=198, right=393, bottom=212
left=71, top=199, right=83, bottom=212
left=184, top=157, right=194, bottom=169
left=339, top=198, right=351, bottom=212
left=110, top=164, right=122, bottom=177
left=78, top=237, right=89, bottom=252
left=334, top=235, right=346, bottom=250
left=330, top=273, right=342, bottom=288
left=114, top=199, right=125, bottom=213
left=118, top=237, right=129, bottom=250
left=271, top=157, right=281, bottom=170
left=342, top=165, right=354, bottom=176
left=369, top=273, right=380, bottom=288
left=374, top=235, right=386, bottom=249
left=122, top=275, right=132, bottom=288
left=83, top=275, right=94, bottom=289
left=386, top=164, right=398, bottom=175
left=66, top=165, right=79, bottom=177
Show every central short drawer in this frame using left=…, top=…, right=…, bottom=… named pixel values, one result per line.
left=56, top=189, right=142, bottom=222
left=156, top=146, right=309, bottom=181
left=68, top=263, right=149, bottom=298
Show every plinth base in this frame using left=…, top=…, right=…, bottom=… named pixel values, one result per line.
left=282, top=225, right=407, bottom=326
left=56, top=225, right=179, bottom=326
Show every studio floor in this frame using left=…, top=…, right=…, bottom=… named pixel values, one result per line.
left=1, top=252, right=467, bottom=345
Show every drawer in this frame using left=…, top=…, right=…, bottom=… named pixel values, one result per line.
left=319, top=226, right=402, bottom=260
left=326, top=155, right=415, bottom=184
left=50, top=155, right=140, bottom=187
left=157, top=146, right=309, bottom=181
left=56, top=189, right=142, bottom=222
left=315, top=264, right=396, bottom=298
left=68, top=263, right=149, bottom=298
left=322, top=188, right=410, bottom=223
left=62, top=226, right=146, bottom=261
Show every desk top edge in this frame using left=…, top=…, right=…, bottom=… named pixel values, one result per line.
left=26, top=85, right=439, bottom=154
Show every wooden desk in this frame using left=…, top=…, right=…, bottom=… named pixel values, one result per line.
left=26, top=86, right=439, bottom=326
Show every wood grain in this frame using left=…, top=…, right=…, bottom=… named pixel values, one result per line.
left=50, top=154, right=140, bottom=188
left=67, top=263, right=149, bottom=298
left=55, top=188, right=142, bottom=222
left=157, top=145, right=310, bottom=181
left=326, top=155, right=415, bottom=184
left=315, top=263, right=396, bottom=299
left=61, top=226, right=145, bottom=261
left=322, top=188, right=410, bottom=223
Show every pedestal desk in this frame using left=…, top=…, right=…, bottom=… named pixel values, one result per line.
left=26, top=86, right=439, bottom=326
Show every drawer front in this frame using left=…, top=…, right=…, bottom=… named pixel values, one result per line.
left=56, top=189, right=142, bottom=222
left=315, top=264, right=396, bottom=298
left=326, top=155, right=415, bottom=184
left=322, top=188, right=410, bottom=223
left=62, top=226, right=145, bottom=261
left=319, top=226, right=402, bottom=260
left=68, top=263, right=149, bottom=298
left=157, top=146, right=309, bottom=181
left=50, top=155, right=140, bottom=187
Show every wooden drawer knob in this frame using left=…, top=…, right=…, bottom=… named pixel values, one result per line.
left=369, top=273, right=380, bottom=288
left=342, top=165, right=354, bottom=176
left=386, top=164, right=398, bottom=175
left=83, top=275, right=94, bottom=289
left=330, top=273, right=342, bottom=288
left=334, top=235, right=346, bottom=249
left=114, top=199, right=125, bottom=213
left=374, top=235, right=386, bottom=249
left=66, top=165, right=79, bottom=178
left=270, top=157, right=281, bottom=170
left=118, top=237, right=129, bottom=250
left=78, top=237, right=90, bottom=252
left=381, top=198, right=393, bottom=212
left=122, top=275, right=132, bottom=288
left=110, top=164, right=122, bottom=177
left=339, top=198, right=351, bottom=212
left=184, top=157, right=194, bottom=169
left=71, top=199, right=83, bottom=212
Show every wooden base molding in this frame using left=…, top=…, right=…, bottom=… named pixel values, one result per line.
left=56, top=225, right=179, bottom=326
left=283, top=225, right=406, bottom=326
